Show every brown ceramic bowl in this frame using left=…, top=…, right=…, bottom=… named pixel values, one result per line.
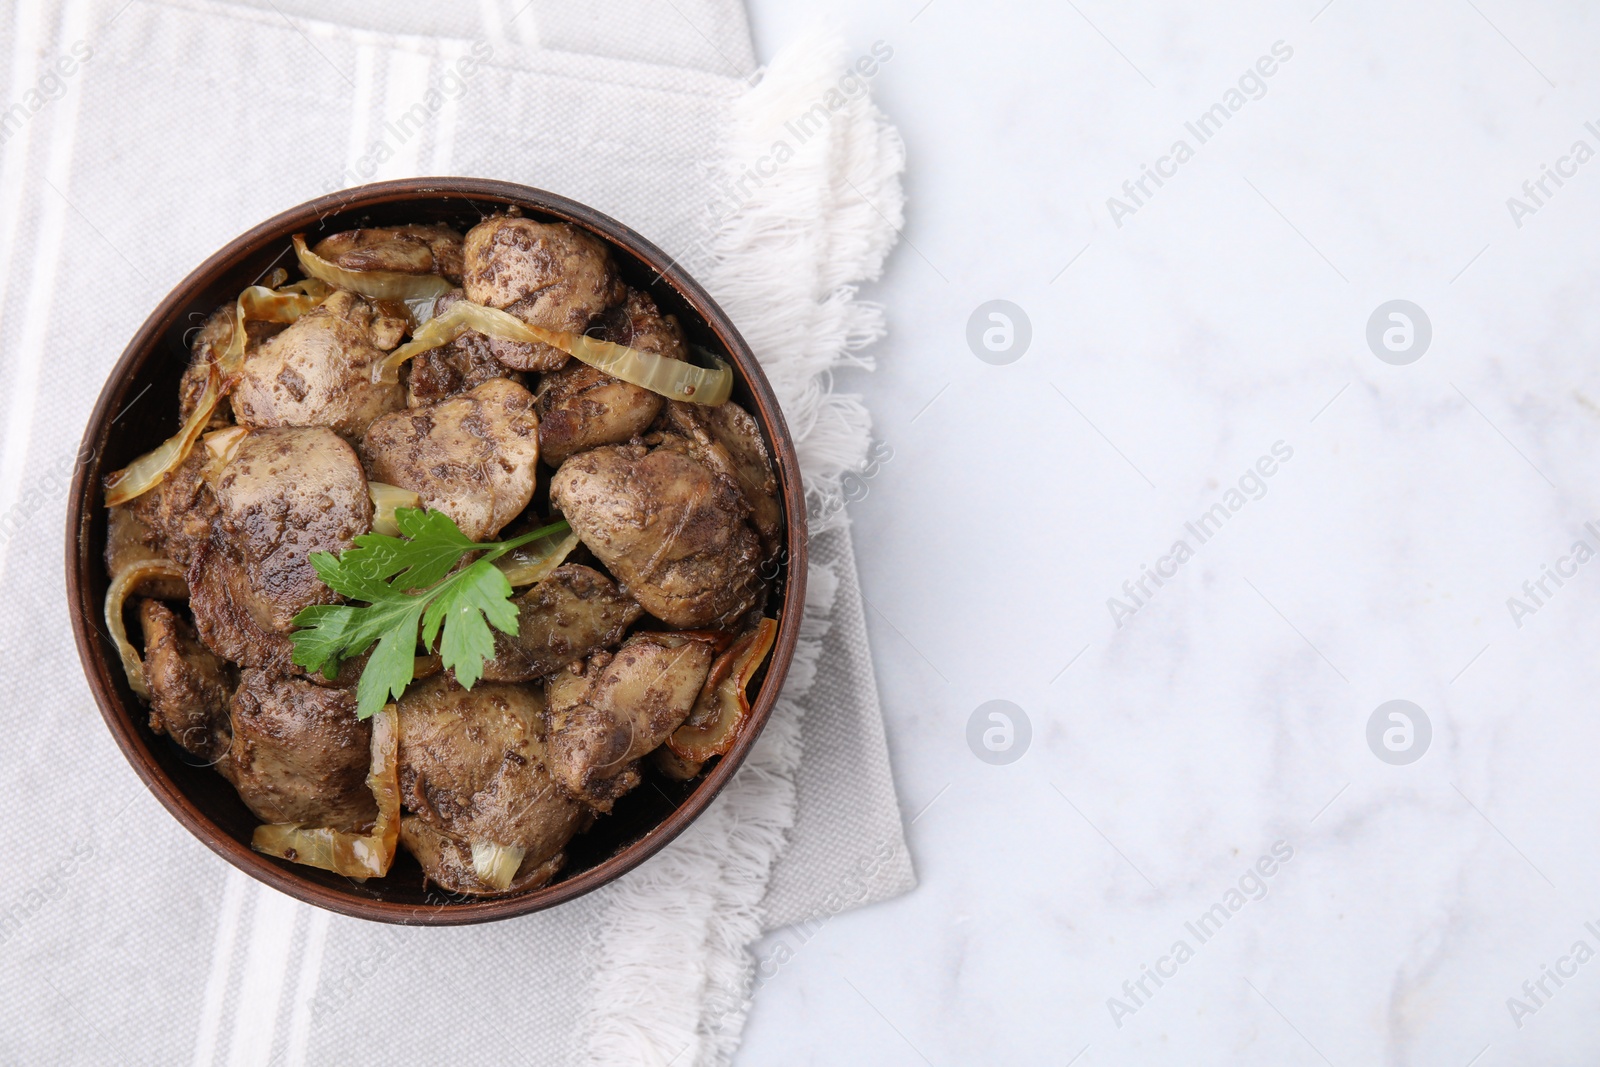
left=65, top=178, right=805, bottom=925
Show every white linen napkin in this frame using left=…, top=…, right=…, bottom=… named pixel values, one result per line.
left=0, top=1, right=913, bottom=1063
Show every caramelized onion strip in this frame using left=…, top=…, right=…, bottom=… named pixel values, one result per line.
left=293, top=233, right=454, bottom=302
left=667, top=617, right=778, bottom=761
left=251, top=703, right=400, bottom=879
left=104, top=560, right=187, bottom=698
left=104, top=284, right=327, bottom=507
left=370, top=300, right=733, bottom=405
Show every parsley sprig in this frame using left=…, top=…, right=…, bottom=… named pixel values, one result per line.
left=290, top=509, right=570, bottom=719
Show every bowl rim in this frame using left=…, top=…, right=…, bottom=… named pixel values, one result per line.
left=65, top=177, right=808, bottom=925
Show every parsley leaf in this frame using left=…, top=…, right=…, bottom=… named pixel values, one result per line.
left=289, top=509, right=571, bottom=719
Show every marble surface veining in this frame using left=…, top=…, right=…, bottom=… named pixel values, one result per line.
left=740, top=1, right=1600, bottom=1064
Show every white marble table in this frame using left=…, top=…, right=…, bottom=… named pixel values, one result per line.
left=740, top=2, right=1600, bottom=1063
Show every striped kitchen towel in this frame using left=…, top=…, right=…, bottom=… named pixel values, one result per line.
left=0, top=1, right=913, bottom=1063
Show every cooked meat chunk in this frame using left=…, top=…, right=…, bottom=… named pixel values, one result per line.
left=181, top=305, right=233, bottom=405
left=105, top=506, right=187, bottom=597
left=178, top=307, right=232, bottom=429
left=536, top=289, right=687, bottom=466
left=660, top=399, right=781, bottom=553
left=600, top=287, right=688, bottom=360
left=648, top=744, right=704, bottom=782
left=396, top=676, right=583, bottom=866
left=104, top=504, right=156, bottom=575
left=460, top=217, right=624, bottom=371
left=222, top=669, right=376, bottom=831
left=534, top=366, right=657, bottom=466
left=127, top=449, right=217, bottom=568
left=399, top=816, right=567, bottom=896
left=139, top=599, right=235, bottom=761
left=549, top=440, right=762, bottom=628
left=702, top=402, right=780, bottom=545
left=186, top=427, right=371, bottom=667
left=406, top=342, right=501, bottom=409
left=544, top=666, right=638, bottom=805
left=544, top=633, right=716, bottom=808
left=179, top=305, right=286, bottom=426
left=311, top=224, right=464, bottom=279
left=405, top=290, right=525, bottom=408
left=230, top=290, right=406, bottom=439
left=480, top=565, right=644, bottom=683
left=186, top=540, right=292, bottom=670
left=430, top=298, right=549, bottom=374
left=361, top=377, right=539, bottom=542
left=209, top=427, right=372, bottom=630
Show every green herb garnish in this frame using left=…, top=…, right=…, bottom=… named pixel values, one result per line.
left=290, top=509, right=570, bottom=719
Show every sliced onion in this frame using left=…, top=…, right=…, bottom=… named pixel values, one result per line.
left=252, top=702, right=400, bottom=879
left=649, top=744, right=704, bottom=782
left=105, top=284, right=328, bottom=508
left=495, top=525, right=579, bottom=587
left=470, top=841, right=528, bottom=891
left=281, top=276, right=333, bottom=299
left=104, top=560, right=187, bottom=698
left=403, top=294, right=440, bottom=325
left=202, top=425, right=249, bottom=459
left=219, top=283, right=329, bottom=370
left=200, top=426, right=249, bottom=485
left=371, top=300, right=734, bottom=406
left=105, top=507, right=185, bottom=584
left=294, top=233, right=454, bottom=302
left=104, top=363, right=221, bottom=508
left=667, top=617, right=778, bottom=761
left=367, top=482, right=422, bottom=536
left=201, top=425, right=249, bottom=470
